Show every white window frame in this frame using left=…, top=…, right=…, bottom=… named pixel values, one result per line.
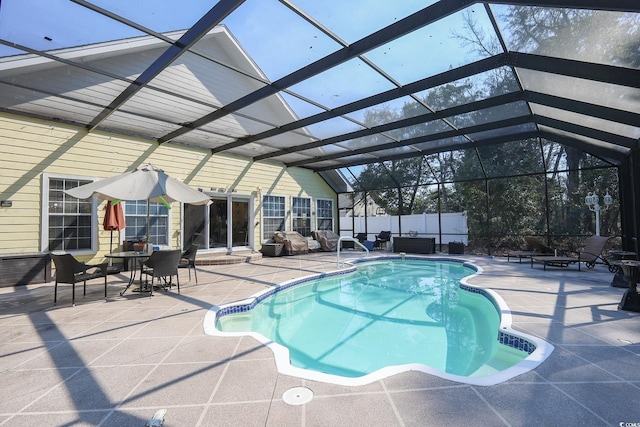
left=316, top=198, right=334, bottom=231
left=262, top=194, right=286, bottom=241
left=291, top=196, right=312, bottom=237
left=41, top=173, right=98, bottom=254
left=123, top=200, right=171, bottom=246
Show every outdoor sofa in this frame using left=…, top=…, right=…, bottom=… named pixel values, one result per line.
left=272, top=231, right=310, bottom=255
left=312, top=229, right=341, bottom=251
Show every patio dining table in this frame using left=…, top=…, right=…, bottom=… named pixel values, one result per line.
left=105, top=251, right=150, bottom=295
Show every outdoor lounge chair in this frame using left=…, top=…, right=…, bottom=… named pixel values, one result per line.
left=51, top=253, right=108, bottom=306
left=507, top=236, right=554, bottom=263
left=531, top=235, right=610, bottom=271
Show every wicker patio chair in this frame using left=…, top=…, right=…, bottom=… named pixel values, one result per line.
left=141, top=249, right=182, bottom=295
left=178, top=244, right=199, bottom=284
left=51, top=253, right=108, bottom=306
left=374, top=231, right=391, bottom=250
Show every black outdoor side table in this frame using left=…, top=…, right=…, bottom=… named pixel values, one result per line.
left=617, top=260, right=640, bottom=312
left=261, top=243, right=284, bottom=257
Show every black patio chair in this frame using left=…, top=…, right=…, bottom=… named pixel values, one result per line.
left=178, top=244, right=199, bottom=284
left=374, top=231, right=391, bottom=250
left=51, top=253, right=108, bottom=306
left=141, top=249, right=182, bottom=295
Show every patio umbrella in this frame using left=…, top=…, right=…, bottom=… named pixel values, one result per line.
left=103, top=200, right=126, bottom=253
left=66, top=163, right=210, bottom=244
left=103, top=200, right=125, bottom=272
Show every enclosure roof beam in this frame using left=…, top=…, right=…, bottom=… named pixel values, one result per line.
left=310, top=132, right=540, bottom=172
left=524, top=91, right=640, bottom=128
left=286, top=115, right=533, bottom=168
left=534, top=115, right=638, bottom=149
left=220, top=55, right=508, bottom=154
left=235, top=51, right=637, bottom=164
left=489, top=0, right=640, bottom=12
left=159, top=0, right=473, bottom=144
left=85, top=0, right=245, bottom=131
left=510, top=52, right=640, bottom=89
left=256, top=90, right=522, bottom=161
left=538, top=130, right=626, bottom=165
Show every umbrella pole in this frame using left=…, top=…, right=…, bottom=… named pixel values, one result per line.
left=146, top=200, right=150, bottom=250
left=109, top=230, right=113, bottom=265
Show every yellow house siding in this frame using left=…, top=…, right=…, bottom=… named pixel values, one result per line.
left=0, top=113, right=337, bottom=261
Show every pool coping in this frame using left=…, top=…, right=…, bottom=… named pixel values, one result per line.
left=203, top=255, right=555, bottom=387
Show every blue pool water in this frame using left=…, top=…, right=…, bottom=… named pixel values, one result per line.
left=213, top=258, right=542, bottom=382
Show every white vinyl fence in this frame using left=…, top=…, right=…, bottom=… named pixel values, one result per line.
left=340, top=212, right=468, bottom=245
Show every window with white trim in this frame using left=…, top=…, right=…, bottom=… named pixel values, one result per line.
left=291, top=196, right=311, bottom=237
left=316, top=198, right=334, bottom=231
left=124, top=200, right=169, bottom=245
left=42, top=174, right=95, bottom=252
left=262, top=195, right=285, bottom=239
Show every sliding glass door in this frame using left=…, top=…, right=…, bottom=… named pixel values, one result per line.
left=209, top=199, right=227, bottom=249
left=183, top=202, right=205, bottom=250
left=183, top=194, right=252, bottom=251
left=231, top=199, right=249, bottom=247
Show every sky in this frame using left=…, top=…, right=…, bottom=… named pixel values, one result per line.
left=0, top=0, right=490, bottom=79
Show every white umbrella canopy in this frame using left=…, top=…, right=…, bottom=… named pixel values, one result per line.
left=65, top=164, right=211, bottom=246
left=65, top=164, right=211, bottom=207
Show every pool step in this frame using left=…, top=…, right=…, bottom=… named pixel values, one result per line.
left=194, top=250, right=262, bottom=266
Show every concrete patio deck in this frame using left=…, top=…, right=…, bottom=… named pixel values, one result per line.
left=0, top=251, right=638, bottom=426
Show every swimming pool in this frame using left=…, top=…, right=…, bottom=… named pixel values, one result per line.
left=204, top=256, right=553, bottom=386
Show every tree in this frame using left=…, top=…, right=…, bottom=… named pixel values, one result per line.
left=351, top=6, right=625, bottom=247
left=451, top=6, right=625, bottom=243
left=353, top=103, right=438, bottom=215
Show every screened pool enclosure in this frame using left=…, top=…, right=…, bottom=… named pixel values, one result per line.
left=1, top=0, right=638, bottom=254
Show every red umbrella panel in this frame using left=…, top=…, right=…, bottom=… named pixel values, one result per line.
left=103, top=200, right=126, bottom=253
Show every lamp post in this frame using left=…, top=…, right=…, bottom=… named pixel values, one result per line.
left=585, top=190, right=612, bottom=236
